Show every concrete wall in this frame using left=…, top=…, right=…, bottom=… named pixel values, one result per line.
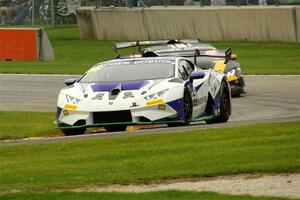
left=76, top=6, right=300, bottom=42
left=296, top=7, right=300, bottom=42
left=76, top=7, right=95, bottom=40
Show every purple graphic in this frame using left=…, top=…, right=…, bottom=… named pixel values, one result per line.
left=91, top=81, right=149, bottom=92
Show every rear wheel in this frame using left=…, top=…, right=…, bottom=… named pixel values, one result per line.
left=206, top=81, right=231, bottom=124
left=61, top=127, right=86, bottom=136
left=104, top=125, right=127, bottom=132
left=168, top=89, right=192, bottom=127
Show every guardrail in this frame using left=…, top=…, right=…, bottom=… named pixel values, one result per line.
left=76, top=6, right=300, bottom=42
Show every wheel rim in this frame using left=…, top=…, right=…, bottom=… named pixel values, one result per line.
left=221, top=86, right=230, bottom=116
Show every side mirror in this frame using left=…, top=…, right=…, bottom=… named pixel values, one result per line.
left=64, top=78, right=77, bottom=86
left=194, top=49, right=200, bottom=66
left=191, top=71, right=205, bottom=80
left=224, top=48, right=232, bottom=64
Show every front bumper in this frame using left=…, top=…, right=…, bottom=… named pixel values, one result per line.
left=229, top=76, right=245, bottom=95
left=55, top=98, right=184, bottom=129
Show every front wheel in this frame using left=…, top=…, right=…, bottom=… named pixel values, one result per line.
left=168, top=89, right=192, bottom=127
left=206, top=81, right=231, bottom=124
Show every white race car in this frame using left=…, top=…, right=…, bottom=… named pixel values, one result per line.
left=55, top=57, right=231, bottom=135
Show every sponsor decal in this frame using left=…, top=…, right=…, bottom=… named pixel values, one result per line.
left=64, top=104, right=77, bottom=110
left=123, top=92, right=134, bottom=99
left=92, top=93, right=104, bottom=100
left=101, top=59, right=173, bottom=67
left=146, top=99, right=163, bottom=106
left=193, top=96, right=207, bottom=107
left=130, top=102, right=139, bottom=107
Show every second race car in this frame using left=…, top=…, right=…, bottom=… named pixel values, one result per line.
left=114, top=39, right=245, bottom=96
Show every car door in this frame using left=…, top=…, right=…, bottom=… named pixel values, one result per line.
left=178, top=59, right=209, bottom=117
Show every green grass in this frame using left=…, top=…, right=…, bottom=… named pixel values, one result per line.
left=0, top=26, right=135, bottom=74
left=0, top=111, right=59, bottom=139
left=0, top=191, right=296, bottom=200
left=0, top=121, right=299, bottom=192
left=0, top=26, right=299, bottom=74
left=212, top=41, right=300, bottom=75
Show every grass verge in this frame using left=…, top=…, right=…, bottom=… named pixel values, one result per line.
left=0, top=111, right=59, bottom=140
left=0, top=121, right=299, bottom=192
left=0, top=191, right=295, bottom=200
left=0, top=26, right=299, bottom=75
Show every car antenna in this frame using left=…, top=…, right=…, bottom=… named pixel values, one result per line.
left=194, top=49, right=200, bottom=66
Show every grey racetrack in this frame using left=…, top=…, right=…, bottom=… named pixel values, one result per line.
left=0, top=74, right=300, bottom=143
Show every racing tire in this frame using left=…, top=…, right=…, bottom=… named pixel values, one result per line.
left=61, top=127, right=86, bottom=136
left=206, top=81, right=231, bottom=124
left=104, top=125, right=127, bottom=132
left=168, top=89, right=192, bottom=127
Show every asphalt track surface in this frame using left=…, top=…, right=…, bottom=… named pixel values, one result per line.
left=0, top=74, right=300, bottom=144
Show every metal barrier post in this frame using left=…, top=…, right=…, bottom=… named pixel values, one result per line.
left=96, top=0, right=101, bottom=8
left=200, top=0, right=203, bottom=6
left=31, top=0, right=34, bottom=25
left=51, top=0, right=55, bottom=25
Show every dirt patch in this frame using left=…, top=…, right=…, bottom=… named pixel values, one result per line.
left=72, top=173, right=300, bottom=199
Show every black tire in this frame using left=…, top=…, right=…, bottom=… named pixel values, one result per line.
left=206, top=81, right=231, bottom=124
left=168, top=89, right=193, bottom=127
left=231, top=93, right=241, bottom=98
left=104, top=125, right=127, bottom=132
left=61, top=127, right=86, bottom=136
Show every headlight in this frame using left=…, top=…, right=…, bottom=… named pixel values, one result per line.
left=66, top=94, right=81, bottom=104
left=226, top=67, right=241, bottom=77
left=144, top=89, right=169, bottom=101
left=226, top=69, right=235, bottom=77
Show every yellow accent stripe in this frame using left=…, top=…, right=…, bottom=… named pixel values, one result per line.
left=22, top=137, right=43, bottom=141
left=64, top=104, right=78, bottom=110
left=146, top=99, right=163, bottom=106
left=213, top=61, right=226, bottom=72
left=227, top=75, right=238, bottom=82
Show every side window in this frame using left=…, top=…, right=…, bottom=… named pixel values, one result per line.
left=178, top=60, right=193, bottom=80
left=185, top=61, right=194, bottom=75
left=178, top=61, right=189, bottom=80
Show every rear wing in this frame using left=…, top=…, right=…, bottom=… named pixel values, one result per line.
left=193, top=48, right=232, bottom=65
left=112, top=39, right=232, bottom=64
left=113, top=39, right=202, bottom=54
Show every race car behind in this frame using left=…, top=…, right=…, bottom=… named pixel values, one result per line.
left=114, top=39, right=245, bottom=96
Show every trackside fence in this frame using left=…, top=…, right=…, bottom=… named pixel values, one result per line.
left=76, top=6, right=300, bottom=42
left=0, top=0, right=299, bottom=26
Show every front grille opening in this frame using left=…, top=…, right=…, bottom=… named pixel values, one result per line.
left=74, top=120, right=86, bottom=126
left=93, top=110, right=132, bottom=124
left=138, top=117, right=151, bottom=122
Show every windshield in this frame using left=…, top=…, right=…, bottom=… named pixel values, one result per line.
left=79, top=61, right=175, bottom=83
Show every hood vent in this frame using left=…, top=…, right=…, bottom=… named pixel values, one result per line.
left=109, top=84, right=121, bottom=100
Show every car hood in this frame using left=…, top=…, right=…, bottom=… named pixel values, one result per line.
left=60, top=78, right=178, bottom=100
